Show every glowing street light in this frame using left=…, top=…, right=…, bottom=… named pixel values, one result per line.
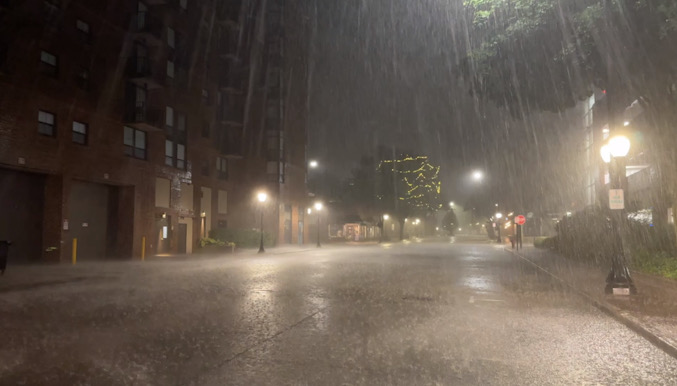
left=309, top=160, right=319, bottom=169
left=472, top=170, right=484, bottom=181
left=600, top=134, right=635, bottom=294
left=449, top=201, right=455, bottom=207
left=494, top=212, right=503, bottom=243
left=256, top=192, right=268, bottom=253
left=381, top=214, right=390, bottom=242
left=608, top=135, right=631, bottom=158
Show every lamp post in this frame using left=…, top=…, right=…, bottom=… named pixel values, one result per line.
left=601, top=135, right=636, bottom=294
left=257, top=192, right=268, bottom=254
left=308, top=160, right=319, bottom=197
left=495, top=212, right=503, bottom=243
left=383, top=214, right=389, bottom=241
left=314, top=201, right=323, bottom=248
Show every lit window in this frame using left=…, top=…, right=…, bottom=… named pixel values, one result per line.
left=38, top=110, right=56, bottom=136
left=72, top=121, right=87, bottom=145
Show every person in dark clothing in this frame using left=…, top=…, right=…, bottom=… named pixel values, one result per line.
left=0, top=240, right=10, bottom=275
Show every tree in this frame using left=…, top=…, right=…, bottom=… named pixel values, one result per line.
left=377, top=155, right=444, bottom=240
left=460, top=0, right=677, bottom=241
left=442, top=209, right=459, bottom=236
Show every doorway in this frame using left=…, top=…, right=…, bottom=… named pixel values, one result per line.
left=178, top=223, right=187, bottom=254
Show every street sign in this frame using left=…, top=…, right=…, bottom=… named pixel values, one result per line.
left=515, top=215, right=526, bottom=225
left=609, top=189, right=624, bottom=210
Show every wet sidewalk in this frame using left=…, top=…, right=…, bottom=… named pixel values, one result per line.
left=509, top=245, right=677, bottom=358
left=0, top=245, right=321, bottom=294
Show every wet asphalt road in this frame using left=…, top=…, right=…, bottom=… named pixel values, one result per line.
left=1, top=241, right=677, bottom=385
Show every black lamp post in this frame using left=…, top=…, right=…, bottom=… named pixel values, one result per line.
left=382, top=214, right=389, bottom=242
left=257, top=192, right=267, bottom=254
left=314, top=201, right=323, bottom=248
left=495, top=212, right=503, bottom=243
left=601, top=135, right=636, bottom=294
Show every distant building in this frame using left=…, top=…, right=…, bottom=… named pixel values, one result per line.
left=0, top=0, right=309, bottom=263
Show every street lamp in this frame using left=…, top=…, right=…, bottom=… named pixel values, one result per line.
left=449, top=201, right=454, bottom=207
left=601, top=134, right=635, bottom=295
left=257, top=192, right=268, bottom=254
left=472, top=170, right=484, bottom=181
left=495, top=212, right=503, bottom=243
left=314, top=201, right=323, bottom=248
left=382, top=214, right=390, bottom=242
left=309, top=160, right=319, bottom=169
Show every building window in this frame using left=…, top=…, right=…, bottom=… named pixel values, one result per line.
left=165, top=139, right=174, bottom=166
left=216, top=157, right=228, bottom=179
left=177, top=113, right=186, bottom=132
left=166, top=60, right=175, bottom=79
left=218, top=190, right=228, bottom=214
left=72, top=121, right=87, bottom=145
left=124, top=126, right=146, bottom=159
left=76, top=19, right=91, bottom=43
left=38, top=110, right=56, bottom=136
left=202, top=122, right=210, bottom=138
left=202, top=89, right=209, bottom=105
left=165, top=139, right=186, bottom=169
left=177, top=143, right=185, bottom=169
left=179, top=0, right=188, bottom=11
left=40, top=51, right=58, bottom=77
left=167, top=27, right=175, bottom=48
left=76, top=68, right=89, bottom=90
left=165, top=106, right=174, bottom=133
left=201, top=160, right=210, bottom=176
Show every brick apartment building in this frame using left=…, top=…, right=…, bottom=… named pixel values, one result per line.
left=0, top=0, right=310, bottom=263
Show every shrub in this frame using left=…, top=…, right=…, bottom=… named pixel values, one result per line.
left=632, top=248, right=677, bottom=280
left=209, top=228, right=275, bottom=249
left=534, top=236, right=557, bottom=249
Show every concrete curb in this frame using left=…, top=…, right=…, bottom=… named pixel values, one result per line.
left=504, top=247, right=677, bottom=361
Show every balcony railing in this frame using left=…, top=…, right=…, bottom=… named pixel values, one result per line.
left=126, top=56, right=164, bottom=89
left=130, top=12, right=163, bottom=45
left=125, top=101, right=163, bottom=132
left=218, top=127, right=243, bottom=157
left=216, top=1, right=241, bottom=25
left=218, top=97, right=245, bottom=125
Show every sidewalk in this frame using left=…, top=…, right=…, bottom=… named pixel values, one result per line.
left=0, top=245, right=320, bottom=294
left=508, top=245, right=677, bottom=359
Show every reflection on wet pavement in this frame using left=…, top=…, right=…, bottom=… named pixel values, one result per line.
left=1, top=243, right=676, bottom=385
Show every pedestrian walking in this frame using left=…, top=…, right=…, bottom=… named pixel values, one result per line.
left=0, top=240, right=10, bottom=275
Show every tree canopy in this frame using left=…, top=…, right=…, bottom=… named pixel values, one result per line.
left=461, top=0, right=677, bottom=118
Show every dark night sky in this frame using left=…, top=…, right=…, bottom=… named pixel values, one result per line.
left=304, top=0, right=584, bottom=212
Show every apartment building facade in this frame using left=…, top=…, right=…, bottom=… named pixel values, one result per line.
left=0, top=0, right=309, bottom=263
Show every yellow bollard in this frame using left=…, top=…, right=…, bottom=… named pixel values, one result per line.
left=141, top=236, right=146, bottom=261
left=72, top=238, right=77, bottom=265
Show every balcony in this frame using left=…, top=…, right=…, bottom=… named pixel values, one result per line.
left=218, top=126, right=243, bottom=158
left=216, top=1, right=241, bottom=27
left=125, top=101, right=163, bottom=132
left=126, top=56, right=164, bottom=89
left=218, top=95, right=245, bottom=125
left=130, top=12, right=163, bottom=46
left=218, top=67, right=247, bottom=92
